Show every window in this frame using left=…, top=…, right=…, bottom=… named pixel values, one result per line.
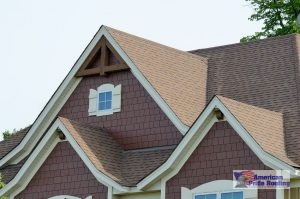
left=195, top=191, right=243, bottom=199
left=88, top=84, right=121, bottom=116
left=99, top=91, right=112, bottom=111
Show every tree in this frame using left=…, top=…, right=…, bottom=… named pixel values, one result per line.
left=241, top=0, right=300, bottom=42
left=0, top=174, right=6, bottom=199
left=2, top=129, right=17, bottom=140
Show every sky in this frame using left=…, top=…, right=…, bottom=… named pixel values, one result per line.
left=0, top=0, right=263, bottom=140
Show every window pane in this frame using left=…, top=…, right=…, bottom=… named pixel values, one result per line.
left=233, top=192, right=243, bottom=199
left=221, top=193, right=232, bottom=199
left=99, top=102, right=106, bottom=110
left=106, top=91, right=112, bottom=101
left=206, top=194, right=217, bottom=199
left=99, top=93, right=106, bottom=101
left=106, top=100, right=112, bottom=109
left=195, top=196, right=205, bottom=199
left=221, top=192, right=243, bottom=199
left=195, top=194, right=217, bottom=199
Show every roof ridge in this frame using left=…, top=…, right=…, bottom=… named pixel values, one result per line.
left=104, top=26, right=207, bottom=63
left=216, top=95, right=283, bottom=116
left=122, top=145, right=176, bottom=154
left=190, top=33, right=299, bottom=53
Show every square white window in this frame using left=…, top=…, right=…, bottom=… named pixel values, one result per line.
left=88, top=84, right=121, bottom=116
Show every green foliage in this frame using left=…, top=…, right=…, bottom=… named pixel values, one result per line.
left=0, top=174, right=6, bottom=199
left=2, top=129, right=17, bottom=140
left=241, top=0, right=300, bottom=42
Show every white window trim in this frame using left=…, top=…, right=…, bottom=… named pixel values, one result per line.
left=88, top=83, right=121, bottom=116
left=194, top=190, right=244, bottom=199
left=181, top=180, right=257, bottom=199
left=48, top=195, right=92, bottom=199
left=97, top=84, right=114, bottom=116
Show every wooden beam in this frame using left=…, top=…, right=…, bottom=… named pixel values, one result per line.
left=101, top=64, right=129, bottom=75
left=100, top=39, right=108, bottom=67
left=76, top=67, right=102, bottom=77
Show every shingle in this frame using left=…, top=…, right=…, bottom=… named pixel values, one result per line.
left=59, top=117, right=174, bottom=186
left=191, top=34, right=300, bottom=164
left=218, top=95, right=299, bottom=167
left=0, top=162, right=23, bottom=184
left=0, top=126, right=31, bottom=160
left=105, top=26, right=208, bottom=126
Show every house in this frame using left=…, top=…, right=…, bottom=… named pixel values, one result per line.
left=0, top=25, right=300, bottom=199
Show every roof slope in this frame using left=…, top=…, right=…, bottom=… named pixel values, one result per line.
left=105, top=26, right=208, bottom=126
left=191, top=34, right=300, bottom=163
left=218, top=95, right=299, bottom=167
left=0, top=127, right=31, bottom=160
left=0, top=162, right=24, bottom=184
left=60, top=117, right=174, bottom=186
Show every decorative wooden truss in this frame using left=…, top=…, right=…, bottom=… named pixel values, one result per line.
left=76, top=37, right=129, bottom=77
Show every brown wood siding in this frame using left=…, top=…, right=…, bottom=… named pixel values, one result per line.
left=15, top=142, right=108, bottom=199
left=58, top=70, right=182, bottom=150
left=165, top=121, right=275, bottom=199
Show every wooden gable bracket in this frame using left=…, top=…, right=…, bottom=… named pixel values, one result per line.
left=76, top=37, right=129, bottom=77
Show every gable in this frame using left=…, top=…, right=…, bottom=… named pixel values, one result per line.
left=59, top=70, right=182, bottom=150
left=15, top=142, right=108, bottom=199
left=165, top=121, right=276, bottom=199
left=137, top=95, right=299, bottom=190
left=0, top=25, right=190, bottom=168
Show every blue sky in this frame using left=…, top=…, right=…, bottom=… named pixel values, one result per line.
left=0, top=0, right=262, bottom=139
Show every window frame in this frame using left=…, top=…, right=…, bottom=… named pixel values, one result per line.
left=96, top=84, right=114, bottom=116
left=98, top=90, right=113, bottom=112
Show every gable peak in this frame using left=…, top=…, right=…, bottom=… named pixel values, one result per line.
left=76, top=36, right=129, bottom=77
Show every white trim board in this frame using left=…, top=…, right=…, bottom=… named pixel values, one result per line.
left=0, top=118, right=129, bottom=198
left=137, top=96, right=300, bottom=190
left=0, top=25, right=189, bottom=168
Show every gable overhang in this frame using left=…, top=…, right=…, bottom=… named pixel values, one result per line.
left=0, top=25, right=189, bottom=168
left=137, top=96, right=300, bottom=190
left=0, top=118, right=130, bottom=198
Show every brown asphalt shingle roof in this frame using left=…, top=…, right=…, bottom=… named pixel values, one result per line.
left=218, top=95, right=299, bottom=167
left=105, top=26, right=208, bottom=126
left=0, top=126, right=31, bottom=160
left=0, top=162, right=23, bottom=184
left=191, top=34, right=300, bottom=164
left=59, top=117, right=174, bottom=186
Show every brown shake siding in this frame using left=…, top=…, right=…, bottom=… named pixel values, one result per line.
left=59, top=70, right=182, bottom=150
left=165, top=122, right=275, bottom=199
left=15, top=142, right=107, bottom=199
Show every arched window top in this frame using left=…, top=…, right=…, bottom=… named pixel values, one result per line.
left=48, top=195, right=92, bottom=199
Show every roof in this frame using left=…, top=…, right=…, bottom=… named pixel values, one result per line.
left=105, top=26, right=208, bottom=126
left=217, top=95, right=299, bottom=167
left=0, top=127, right=30, bottom=160
left=1, top=28, right=300, bottom=190
left=0, top=162, right=24, bottom=184
left=59, top=117, right=174, bottom=186
left=191, top=34, right=300, bottom=163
